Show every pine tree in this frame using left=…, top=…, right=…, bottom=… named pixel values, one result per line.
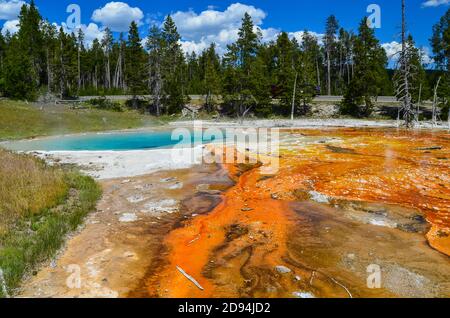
left=4, top=2, right=42, bottom=100
left=297, top=34, right=319, bottom=114
left=146, top=25, right=164, bottom=115
left=202, top=43, right=221, bottom=112
left=273, top=32, right=296, bottom=113
left=430, top=9, right=450, bottom=122
left=342, top=17, right=388, bottom=117
left=223, top=13, right=270, bottom=119
left=161, top=15, right=188, bottom=114
left=430, top=9, right=450, bottom=72
left=0, top=32, right=6, bottom=94
left=125, top=21, right=147, bottom=107
left=302, top=31, right=323, bottom=90
left=41, top=21, right=57, bottom=94
left=324, top=15, right=339, bottom=95
left=53, top=28, right=78, bottom=98
left=18, top=0, right=44, bottom=86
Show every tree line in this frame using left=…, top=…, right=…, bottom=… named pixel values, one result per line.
left=0, top=0, right=448, bottom=120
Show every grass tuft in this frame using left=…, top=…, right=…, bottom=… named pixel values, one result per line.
left=0, top=150, right=101, bottom=297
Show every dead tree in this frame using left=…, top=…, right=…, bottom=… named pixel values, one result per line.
left=394, top=0, right=416, bottom=128
left=291, top=72, right=298, bottom=121
left=432, top=76, right=442, bottom=127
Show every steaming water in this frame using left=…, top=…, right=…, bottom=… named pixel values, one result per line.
left=4, top=130, right=222, bottom=151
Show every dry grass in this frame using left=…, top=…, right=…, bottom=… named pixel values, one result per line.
left=0, top=149, right=67, bottom=234
left=0, top=150, right=101, bottom=297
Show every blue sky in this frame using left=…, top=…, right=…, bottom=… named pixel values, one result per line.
left=0, top=0, right=449, bottom=62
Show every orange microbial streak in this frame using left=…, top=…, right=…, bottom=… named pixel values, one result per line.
left=151, top=128, right=450, bottom=298
left=156, top=160, right=293, bottom=298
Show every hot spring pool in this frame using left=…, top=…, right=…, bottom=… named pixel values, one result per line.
left=3, top=130, right=221, bottom=151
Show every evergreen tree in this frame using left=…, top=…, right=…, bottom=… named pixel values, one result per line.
left=342, top=18, right=388, bottom=117
left=273, top=32, right=296, bottom=113
left=161, top=15, right=188, bottom=114
left=4, top=34, right=37, bottom=99
left=4, top=3, right=42, bottom=100
left=186, top=51, right=202, bottom=94
left=223, top=13, right=270, bottom=119
left=324, top=15, right=339, bottom=95
left=53, top=28, right=78, bottom=98
left=146, top=25, right=164, bottom=115
left=297, top=34, right=319, bottom=113
left=202, top=43, right=222, bottom=112
left=125, top=21, right=147, bottom=106
left=302, top=31, right=323, bottom=90
left=430, top=9, right=450, bottom=119
left=41, top=21, right=58, bottom=93
left=0, top=32, right=6, bottom=94
left=18, top=0, right=44, bottom=86
left=337, top=28, right=353, bottom=93
left=430, top=9, right=450, bottom=72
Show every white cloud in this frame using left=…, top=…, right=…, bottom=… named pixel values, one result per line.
left=382, top=41, right=402, bottom=60
left=0, top=0, right=26, bottom=20
left=78, top=23, right=106, bottom=46
left=180, top=40, right=210, bottom=55
left=382, top=41, right=433, bottom=66
left=172, top=3, right=321, bottom=55
left=172, top=3, right=266, bottom=42
left=92, top=1, right=144, bottom=32
left=422, top=0, right=450, bottom=7
left=50, top=22, right=105, bottom=48
left=288, top=31, right=324, bottom=46
left=1, top=19, right=19, bottom=35
left=419, top=47, right=434, bottom=65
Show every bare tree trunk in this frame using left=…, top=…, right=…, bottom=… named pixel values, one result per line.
left=291, top=72, right=298, bottom=121
left=327, top=50, right=331, bottom=95
left=105, top=52, right=111, bottom=89
left=416, top=83, right=422, bottom=122
left=400, top=0, right=414, bottom=128
left=346, top=62, right=350, bottom=85
left=47, top=48, right=52, bottom=93
left=432, top=77, right=442, bottom=127
left=114, top=52, right=123, bottom=89
left=316, top=58, right=321, bottom=89
left=77, top=47, right=80, bottom=94
left=59, top=39, right=65, bottom=99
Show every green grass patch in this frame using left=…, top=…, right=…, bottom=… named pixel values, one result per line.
left=0, top=168, right=101, bottom=297
left=0, top=100, right=162, bottom=141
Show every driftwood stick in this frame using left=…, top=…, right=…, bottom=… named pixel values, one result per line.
left=329, top=276, right=353, bottom=299
left=188, top=235, right=201, bottom=245
left=176, top=266, right=204, bottom=291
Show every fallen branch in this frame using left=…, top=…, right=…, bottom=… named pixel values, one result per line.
left=188, top=235, right=201, bottom=245
left=415, top=146, right=442, bottom=151
left=176, top=266, right=204, bottom=291
left=329, top=276, right=353, bottom=299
